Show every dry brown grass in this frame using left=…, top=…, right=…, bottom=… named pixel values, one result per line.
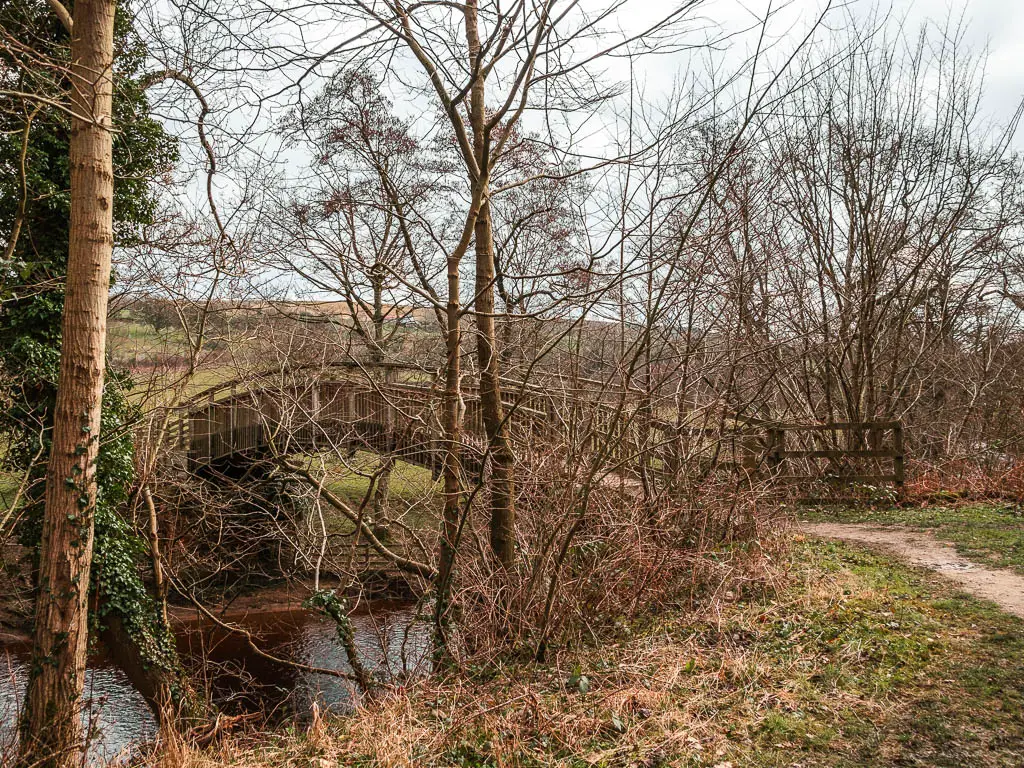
left=143, top=538, right=1024, bottom=767
left=906, top=457, right=1024, bottom=502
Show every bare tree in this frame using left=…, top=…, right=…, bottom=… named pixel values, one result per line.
left=765, top=17, right=1023, bottom=452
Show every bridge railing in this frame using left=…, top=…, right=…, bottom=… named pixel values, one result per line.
left=164, top=364, right=904, bottom=497
left=167, top=365, right=612, bottom=473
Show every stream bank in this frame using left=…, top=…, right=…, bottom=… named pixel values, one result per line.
left=0, top=586, right=429, bottom=762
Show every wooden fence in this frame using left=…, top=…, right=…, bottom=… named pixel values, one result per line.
left=765, top=420, right=905, bottom=499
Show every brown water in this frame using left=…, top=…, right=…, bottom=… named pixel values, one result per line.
left=0, top=599, right=429, bottom=763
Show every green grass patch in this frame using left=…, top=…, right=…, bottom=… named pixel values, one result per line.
left=302, top=451, right=440, bottom=535
left=0, top=470, right=20, bottom=515
left=800, top=503, right=1024, bottom=574
left=108, top=319, right=191, bottom=358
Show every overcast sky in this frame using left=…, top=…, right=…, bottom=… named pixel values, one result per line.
left=147, top=0, right=1024, bottom=239
left=747, top=0, right=1024, bottom=139
left=928, top=0, right=1024, bottom=127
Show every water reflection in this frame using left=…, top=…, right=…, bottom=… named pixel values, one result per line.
left=1, top=655, right=155, bottom=764
left=0, top=599, right=429, bottom=763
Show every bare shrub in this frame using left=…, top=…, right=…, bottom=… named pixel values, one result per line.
left=439, top=455, right=789, bottom=664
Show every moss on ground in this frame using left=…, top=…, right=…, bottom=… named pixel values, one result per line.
left=172, top=539, right=1024, bottom=767
left=800, top=503, right=1024, bottom=575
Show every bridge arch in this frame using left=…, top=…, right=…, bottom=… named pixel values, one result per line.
left=170, top=361, right=560, bottom=476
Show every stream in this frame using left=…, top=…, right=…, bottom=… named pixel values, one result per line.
left=0, top=598, right=429, bottom=763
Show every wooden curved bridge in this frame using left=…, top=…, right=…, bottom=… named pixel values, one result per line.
left=167, top=361, right=905, bottom=496
left=169, top=361, right=613, bottom=477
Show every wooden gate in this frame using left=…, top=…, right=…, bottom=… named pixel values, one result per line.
left=764, top=420, right=905, bottom=501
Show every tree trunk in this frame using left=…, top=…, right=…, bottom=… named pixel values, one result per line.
left=99, top=615, right=203, bottom=725
left=465, top=0, right=516, bottom=569
left=434, top=250, right=463, bottom=647
left=474, top=200, right=516, bottom=568
left=433, top=177, right=487, bottom=651
left=372, top=307, right=393, bottom=518
left=20, top=0, right=116, bottom=764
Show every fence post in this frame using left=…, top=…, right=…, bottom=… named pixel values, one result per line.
left=893, top=422, right=905, bottom=499
left=229, top=385, right=237, bottom=453
left=207, top=392, right=214, bottom=461
left=766, top=427, right=784, bottom=473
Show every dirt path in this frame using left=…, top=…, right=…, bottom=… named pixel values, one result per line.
left=802, top=522, right=1024, bottom=620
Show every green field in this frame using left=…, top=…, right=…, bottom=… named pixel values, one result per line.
left=296, top=450, right=441, bottom=536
